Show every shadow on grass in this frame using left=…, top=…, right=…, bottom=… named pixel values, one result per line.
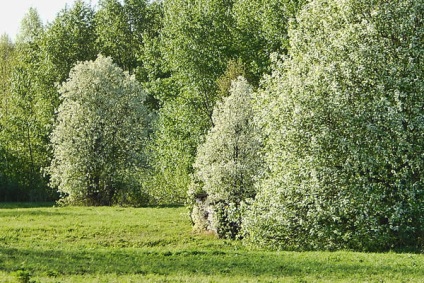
left=0, top=202, right=185, bottom=209
left=0, top=209, right=68, bottom=218
left=0, top=202, right=56, bottom=209
left=148, top=204, right=185, bottom=209
left=1, top=246, right=422, bottom=279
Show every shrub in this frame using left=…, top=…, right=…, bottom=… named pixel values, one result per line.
left=190, top=77, right=262, bottom=238
left=243, top=0, right=424, bottom=251
left=49, top=55, right=150, bottom=205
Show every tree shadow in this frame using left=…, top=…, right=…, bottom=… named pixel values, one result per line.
left=0, top=202, right=55, bottom=209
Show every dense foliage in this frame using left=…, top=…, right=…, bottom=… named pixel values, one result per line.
left=49, top=55, right=149, bottom=205
left=0, top=0, right=423, bottom=252
left=243, top=0, right=424, bottom=251
left=0, top=34, right=17, bottom=200
left=0, top=9, right=54, bottom=201
left=145, top=0, right=302, bottom=203
left=190, top=77, right=262, bottom=238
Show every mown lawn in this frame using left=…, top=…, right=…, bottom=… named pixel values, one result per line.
left=0, top=203, right=423, bottom=282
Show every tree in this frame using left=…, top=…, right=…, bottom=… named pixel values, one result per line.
left=161, top=0, right=235, bottom=99
left=95, top=0, right=138, bottom=72
left=0, top=34, right=14, bottom=116
left=0, top=34, right=16, bottom=200
left=190, top=77, right=262, bottom=238
left=124, top=0, right=151, bottom=41
left=49, top=55, right=150, bottom=205
left=15, top=7, right=44, bottom=44
left=145, top=92, right=209, bottom=204
left=243, top=0, right=424, bottom=251
left=146, top=0, right=306, bottom=205
left=0, top=11, right=56, bottom=201
left=232, top=0, right=306, bottom=84
left=4, top=1, right=100, bottom=202
left=41, top=0, right=97, bottom=83
left=136, top=1, right=169, bottom=110
left=145, top=0, right=237, bottom=203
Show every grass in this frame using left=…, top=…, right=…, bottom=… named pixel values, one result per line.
left=0, top=204, right=423, bottom=282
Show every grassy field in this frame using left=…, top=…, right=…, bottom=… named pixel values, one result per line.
left=0, top=203, right=423, bottom=282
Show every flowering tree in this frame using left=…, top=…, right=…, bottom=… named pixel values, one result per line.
left=49, top=55, right=149, bottom=205
left=190, top=77, right=262, bottom=238
left=243, top=0, right=424, bottom=251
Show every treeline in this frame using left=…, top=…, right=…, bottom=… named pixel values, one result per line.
left=1, top=0, right=423, bottom=251
left=0, top=0, right=302, bottom=203
left=0, top=0, right=162, bottom=202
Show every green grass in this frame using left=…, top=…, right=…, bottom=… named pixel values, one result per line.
left=0, top=204, right=423, bottom=282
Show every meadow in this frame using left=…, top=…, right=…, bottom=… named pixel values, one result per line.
left=0, top=203, right=423, bottom=283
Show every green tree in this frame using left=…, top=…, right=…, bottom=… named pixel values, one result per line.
left=0, top=34, right=16, bottom=199
left=190, top=77, right=262, bottom=238
left=0, top=10, right=56, bottom=201
left=232, top=0, right=306, bottom=84
left=124, top=0, right=151, bottom=41
left=0, top=34, right=14, bottom=117
left=95, top=0, right=137, bottom=72
left=15, top=7, right=44, bottom=44
left=3, top=1, right=100, bottom=202
left=145, top=92, right=209, bottom=204
left=49, top=55, right=150, bottom=206
left=146, top=0, right=306, bottom=205
left=161, top=0, right=235, bottom=99
left=41, top=0, right=97, bottom=83
left=145, top=0, right=237, bottom=203
left=136, top=2, right=184, bottom=114
left=243, top=0, right=424, bottom=251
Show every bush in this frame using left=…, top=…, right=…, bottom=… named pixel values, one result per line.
left=49, top=55, right=150, bottom=205
left=190, top=77, right=262, bottom=238
left=243, top=0, right=424, bottom=251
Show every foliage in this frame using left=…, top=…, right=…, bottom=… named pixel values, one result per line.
left=243, top=0, right=424, bottom=251
left=48, top=55, right=150, bottom=205
left=1, top=1, right=164, bottom=203
left=95, top=0, right=139, bottom=72
left=0, top=12, right=57, bottom=202
left=0, top=34, right=16, bottom=199
left=190, top=77, right=262, bottom=238
left=0, top=204, right=424, bottom=282
left=0, top=2, right=102, bottom=202
left=41, top=0, right=97, bottom=83
left=161, top=0, right=235, bottom=97
left=232, top=0, right=306, bottom=84
left=15, top=7, right=44, bottom=44
left=215, top=59, right=247, bottom=99
left=136, top=1, right=169, bottom=111
left=146, top=0, right=237, bottom=203
left=147, top=0, right=303, bottom=206
left=145, top=93, right=209, bottom=204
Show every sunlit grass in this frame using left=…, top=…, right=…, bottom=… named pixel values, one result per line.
left=0, top=204, right=423, bottom=282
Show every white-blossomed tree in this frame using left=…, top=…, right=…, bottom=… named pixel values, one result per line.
left=243, top=0, right=424, bottom=251
left=190, top=77, right=262, bottom=238
left=49, top=55, right=150, bottom=205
